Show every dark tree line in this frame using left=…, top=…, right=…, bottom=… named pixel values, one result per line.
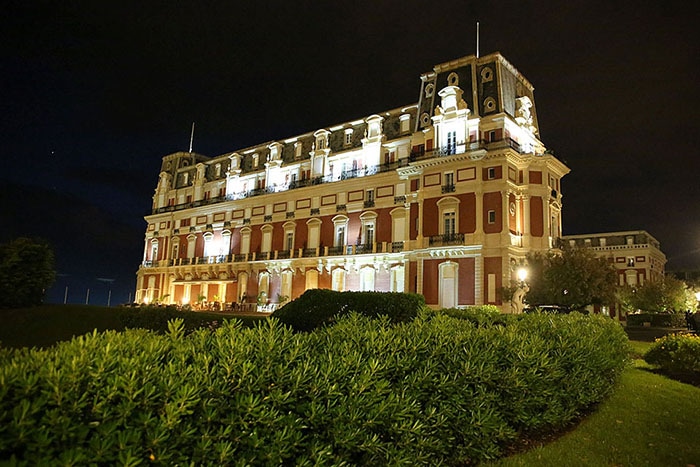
left=0, top=238, right=55, bottom=309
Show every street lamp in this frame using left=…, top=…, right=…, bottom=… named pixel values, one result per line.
left=517, top=267, right=528, bottom=285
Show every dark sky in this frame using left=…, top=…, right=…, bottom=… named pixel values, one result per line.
left=2, top=1, right=699, bottom=305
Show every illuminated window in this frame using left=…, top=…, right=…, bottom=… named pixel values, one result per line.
left=437, top=197, right=460, bottom=236
left=332, top=268, right=345, bottom=291
left=344, top=129, right=353, bottom=147
left=150, top=239, right=159, bottom=261
left=360, top=267, right=375, bottom=291
left=294, top=142, right=302, bottom=160
left=333, top=215, right=349, bottom=247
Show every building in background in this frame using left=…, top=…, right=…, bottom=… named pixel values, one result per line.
left=562, top=230, right=667, bottom=319
left=135, top=51, right=570, bottom=311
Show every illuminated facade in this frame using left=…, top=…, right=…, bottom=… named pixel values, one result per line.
left=562, top=231, right=667, bottom=319
left=135, top=52, right=570, bottom=310
left=563, top=231, right=666, bottom=287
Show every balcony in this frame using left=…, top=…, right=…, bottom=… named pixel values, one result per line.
left=441, top=184, right=456, bottom=193
left=151, top=137, right=535, bottom=215
left=429, top=233, right=465, bottom=246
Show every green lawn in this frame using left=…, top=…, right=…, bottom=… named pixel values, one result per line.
left=488, top=341, right=700, bottom=466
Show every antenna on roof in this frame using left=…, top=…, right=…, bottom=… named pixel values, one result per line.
left=188, top=122, right=195, bottom=153
left=476, top=22, right=480, bottom=58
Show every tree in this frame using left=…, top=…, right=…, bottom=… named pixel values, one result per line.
left=617, top=276, right=696, bottom=313
left=0, top=237, right=56, bottom=308
left=525, top=245, right=618, bottom=311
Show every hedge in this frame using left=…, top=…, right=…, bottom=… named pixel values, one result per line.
left=626, top=313, right=686, bottom=328
left=644, top=333, right=700, bottom=375
left=271, top=289, right=425, bottom=331
left=0, top=312, right=629, bottom=465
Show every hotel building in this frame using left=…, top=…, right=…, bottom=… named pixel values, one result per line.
left=135, top=51, right=570, bottom=310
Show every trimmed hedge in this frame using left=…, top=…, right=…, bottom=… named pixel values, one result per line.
left=271, top=289, right=425, bottom=331
left=644, top=333, right=700, bottom=374
left=0, top=312, right=629, bottom=465
left=626, top=313, right=686, bottom=328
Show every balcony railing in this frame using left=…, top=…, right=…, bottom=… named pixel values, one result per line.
left=141, top=241, right=412, bottom=269
left=441, top=184, right=456, bottom=193
left=151, top=137, right=533, bottom=215
left=429, top=233, right=465, bottom=246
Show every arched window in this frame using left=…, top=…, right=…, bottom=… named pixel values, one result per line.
left=360, top=211, right=377, bottom=247
left=332, top=215, right=349, bottom=247
left=439, top=261, right=458, bottom=309
left=305, top=268, right=319, bottom=290
left=331, top=268, right=345, bottom=291
left=360, top=266, right=375, bottom=291
left=149, top=239, right=159, bottom=262
left=306, top=218, right=321, bottom=249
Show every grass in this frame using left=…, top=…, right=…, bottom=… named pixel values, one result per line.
left=488, top=340, right=700, bottom=466
left=2, top=307, right=698, bottom=465
left=0, top=304, right=266, bottom=348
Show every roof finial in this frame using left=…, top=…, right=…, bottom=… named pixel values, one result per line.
left=189, top=122, right=195, bottom=153
left=476, top=22, right=480, bottom=58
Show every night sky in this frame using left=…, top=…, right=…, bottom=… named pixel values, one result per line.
left=2, top=1, right=699, bottom=305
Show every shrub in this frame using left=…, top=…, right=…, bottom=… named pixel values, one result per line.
left=644, top=333, right=700, bottom=374
left=117, top=305, right=226, bottom=333
left=436, top=305, right=517, bottom=327
left=0, top=313, right=629, bottom=465
left=626, top=313, right=686, bottom=328
left=271, top=289, right=425, bottom=331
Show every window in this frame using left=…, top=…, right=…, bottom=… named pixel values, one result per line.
left=627, top=257, right=635, bottom=267
left=365, top=189, right=375, bottom=207
left=487, top=167, right=496, bottom=179
left=252, top=153, right=259, bottom=168
left=261, top=225, right=273, bottom=252
left=446, top=130, right=456, bottom=154
left=443, top=211, right=456, bottom=236
left=360, top=267, right=375, bottom=291
left=150, top=239, right=159, bottom=261
left=488, top=210, right=497, bottom=224
left=336, top=225, right=346, bottom=246
left=294, top=142, right=302, bottom=160
left=364, top=222, right=375, bottom=246
left=344, top=129, right=353, bottom=146
left=203, top=232, right=214, bottom=257
left=240, top=227, right=251, bottom=255
left=360, top=212, right=377, bottom=247
left=488, top=130, right=496, bottom=142
left=332, top=268, right=345, bottom=291
left=286, top=232, right=294, bottom=250
left=400, top=114, right=410, bottom=134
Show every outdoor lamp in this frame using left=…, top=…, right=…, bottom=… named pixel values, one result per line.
left=517, top=267, right=528, bottom=284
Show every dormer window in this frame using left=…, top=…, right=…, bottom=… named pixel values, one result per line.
left=316, top=136, right=326, bottom=150
left=400, top=114, right=411, bottom=134
left=344, top=129, right=353, bottom=147
left=252, top=153, right=259, bottom=168
left=294, top=142, right=302, bottom=160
